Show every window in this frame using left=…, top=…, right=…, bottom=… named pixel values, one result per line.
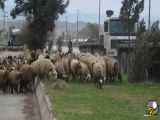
left=110, top=20, right=134, bottom=33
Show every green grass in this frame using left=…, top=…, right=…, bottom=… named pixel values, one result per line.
left=45, top=79, right=160, bottom=120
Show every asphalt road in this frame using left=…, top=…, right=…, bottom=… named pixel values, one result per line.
left=0, top=94, right=40, bottom=120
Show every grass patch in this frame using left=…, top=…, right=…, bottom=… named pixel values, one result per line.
left=45, top=81, right=160, bottom=120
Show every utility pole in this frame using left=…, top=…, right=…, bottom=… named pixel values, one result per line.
left=76, top=9, right=79, bottom=42
left=98, top=0, right=101, bottom=41
left=148, top=0, right=151, bottom=30
left=65, top=16, right=68, bottom=41
left=3, top=10, right=6, bottom=31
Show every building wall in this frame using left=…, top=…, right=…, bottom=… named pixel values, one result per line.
left=104, top=32, right=111, bottom=50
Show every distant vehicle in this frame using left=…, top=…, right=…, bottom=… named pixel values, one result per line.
left=102, top=17, right=136, bottom=57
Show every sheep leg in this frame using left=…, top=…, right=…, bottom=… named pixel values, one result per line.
left=19, top=81, right=24, bottom=94
left=11, top=85, right=14, bottom=94
left=13, top=85, right=17, bottom=95
left=15, top=85, right=18, bottom=94
left=98, top=78, right=103, bottom=89
left=2, top=85, right=6, bottom=94
left=118, top=73, right=122, bottom=83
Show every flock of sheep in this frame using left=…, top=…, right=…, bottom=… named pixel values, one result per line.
left=0, top=55, right=33, bottom=94
left=0, top=50, right=122, bottom=94
left=0, top=53, right=57, bottom=94
left=51, top=51, right=122, bottom=88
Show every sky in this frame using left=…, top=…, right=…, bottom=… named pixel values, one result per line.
left=2, top=0, right=160, bottom=23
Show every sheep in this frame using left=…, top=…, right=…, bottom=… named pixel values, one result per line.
left=20, top=64, right=35, bottom=93
left=31, top=58, right=57, bottom=87
left=78, top=61, right=91, bottom=83
left=78, top=53, right=97, bottom=76
left=8, top=70, right=22, bottom=94
left=0, top=70, right=8, bottom=93
left=62, top=56, right=71, bottom=77
left=78, top=54, right=106, bottom=83
left=70, top=58, right=81, bottom=80
left=92, top=61, right=106, bottom=89
left=50, top=51, right=65, bottom=64
left=54, top=54, right=76, bottom=80
left=50, top=54, right=58, bottom=64
left=103, top=56, right=122, bottom=83
left=38, top=54, right=45, bottom=59
left=55, top=59, right=66, bottom=79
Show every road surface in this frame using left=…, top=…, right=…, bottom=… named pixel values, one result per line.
left=0, top=94, right=40, bottom=120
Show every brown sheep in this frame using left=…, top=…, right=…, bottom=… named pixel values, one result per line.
left=20, top=64, right=35, bottom=93
left=92, top=61, right=105, bottom=89
left=55, top=59, right=66, bottom=79
left=70, top=58, right=81, bottom=80
left=78, top=53, right=97, bottom=76
left=8, top=70, right=22, bottom=94
left=31, top=58, right=57, bottom=83
left=62, top=56, right=71, bottom=76
left=78, top=61, right=91, bottom=83
left=113, top=61, right=122, bottom=82
left=0, top=70, right=8, bottom=93
left=54, top=54, right=75, bottom=80
left=103, top=56, right=121, bottom=83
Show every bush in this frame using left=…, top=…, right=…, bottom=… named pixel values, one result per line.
left=130, top=31, right=160, bottom=82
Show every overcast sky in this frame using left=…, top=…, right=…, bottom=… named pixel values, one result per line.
left=3, top=0, right=160, bottom=23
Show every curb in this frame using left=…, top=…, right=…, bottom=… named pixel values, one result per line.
left=35, top=82, right=55, bottom=120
